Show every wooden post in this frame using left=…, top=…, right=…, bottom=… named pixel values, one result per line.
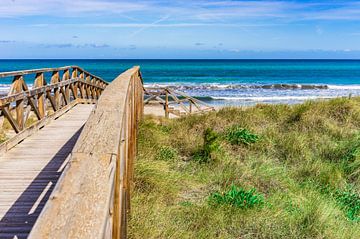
left=13, top=76, right=25, bottom=130
left=165, top=90, right=169, bottom=118
left=61, top=69, right=70, bottom=106
left=81, top=74, right=86, bottom=99
left=113, top=109, right=129, bottom=239
left=51, top=71, right=60, bottom=111
left=86, top=75, right=91, bottom=99
left=34, top=73, right=46, bottom=119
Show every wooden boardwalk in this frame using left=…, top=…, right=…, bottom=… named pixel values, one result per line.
left=0, top=104, right=94, bottom=239
left=0, top=66, right=143, bottom=238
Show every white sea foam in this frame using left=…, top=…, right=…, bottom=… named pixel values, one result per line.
left=327, top=85, right=360, bottom=90
left=144, top=83, right=331, bottom=90
left=0, top=84, right=11, bottom=94
left=210, top=95, right=338, bottom=101
left=0, top=84, right=34, bottom=95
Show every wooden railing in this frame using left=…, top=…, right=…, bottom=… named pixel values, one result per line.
left=144, top=87, right=215, bottom=117
left=0, top=66, right=107, bottom=133
left=29, top=66, right=144, bottom=239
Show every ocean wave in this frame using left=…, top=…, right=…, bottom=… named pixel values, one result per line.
left=0, top=83, right=33, bottom=93
left=144, top=83, right=332, bottom=90
left=0, top=84, right=11, bottom=93
left=209, top=96, right=338, bottom=101
left=327, top=85, right=360, bottom=90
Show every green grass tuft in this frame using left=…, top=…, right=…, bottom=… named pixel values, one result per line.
left=155, top=146, right=178, bottom=161
left=193, top=128, right=221, bottom=163
left=209, top=185, right=264, bottom=209
left=335, top=187, right=360, bottom=221
left=224, top=125, right=259, bottom=145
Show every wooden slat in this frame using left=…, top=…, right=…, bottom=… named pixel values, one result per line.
left=0, top=104, right=94, bottom=239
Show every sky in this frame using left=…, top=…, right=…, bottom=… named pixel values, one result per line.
left=1, top=0, right=360, bottom=59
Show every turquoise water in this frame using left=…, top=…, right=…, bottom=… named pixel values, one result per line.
left=1, top=59, right=360, bottom=105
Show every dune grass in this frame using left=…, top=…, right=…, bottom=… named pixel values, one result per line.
left=129, top=97, right=360, bottom=239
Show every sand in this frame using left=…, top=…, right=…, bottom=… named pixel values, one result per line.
left=144, top=103, right=226, bottom=118
left=144, top=103, right=179, bottom=118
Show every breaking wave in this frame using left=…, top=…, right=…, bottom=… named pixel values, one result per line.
left=145, top=83, right=360, bottom=90
left=209, top=96, right=338, bottom=102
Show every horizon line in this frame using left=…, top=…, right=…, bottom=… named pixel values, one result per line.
left=1, top=58, right=360, bottom=61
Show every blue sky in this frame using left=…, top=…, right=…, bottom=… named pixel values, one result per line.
left=1, top=0, right=360, bottom=59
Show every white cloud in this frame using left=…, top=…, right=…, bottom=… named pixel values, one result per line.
left=1, top=0, right=360, bottom=22
left=31, top=23, right=283, bottom=28
left=0, top=0, right=148, bottom=17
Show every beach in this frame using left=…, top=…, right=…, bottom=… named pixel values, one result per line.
left=2, top=1, right=360, bottom=237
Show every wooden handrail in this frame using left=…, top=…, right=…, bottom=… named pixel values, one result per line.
left=0, top=66, right=108, bottom=133
left=28, top=66, right=144, bottom=239
left=0, top=65, right=104, bottom=81
left=144, top=86, right=215, bottom=117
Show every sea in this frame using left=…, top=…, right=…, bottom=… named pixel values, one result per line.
left=1, top=59, right=360, bottom=106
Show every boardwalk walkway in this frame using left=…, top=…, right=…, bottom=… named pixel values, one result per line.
left=0, top=66, right=143, bottom=238
left=0, top=104, right=94, bottom=239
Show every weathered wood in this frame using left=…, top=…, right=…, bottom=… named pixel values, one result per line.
left=144, top=87, right=215, bottom=117
left=34, top=73, right=46, bottom=119
left=0, top=66, right=98, bottom=79
left=0, top=66, right=143, bottom=239
left=28, top=66, right=143, bottom=239
left=0, top=100, right=79, bottom=155
left=2, top=106, right=20, bottom=133
left=165, top=90, right=169, bottom=118
left=0, top=66, right=108, bottom=133
left=0, top=104, right=94, bottom=239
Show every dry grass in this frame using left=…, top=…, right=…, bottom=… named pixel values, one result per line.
left=130, top=97, right=360, bottom=238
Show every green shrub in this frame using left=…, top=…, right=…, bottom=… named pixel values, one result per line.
left=209, top=185, right=264, bottom=209
left=204, top=128, right=220, bottom=156
left=155, top=146, right=178, bottom=161
left=225, top=126, right=259, bottom=145
left=335, top=188, right=360, bottom=221
left=193, top=128, right=220, bottom=163
left=341, top=136, right=360, bottom=163
left=335, top=136, right=360, bottom=179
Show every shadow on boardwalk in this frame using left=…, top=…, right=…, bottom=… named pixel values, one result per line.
left=0, top=127, right=83, bottom=239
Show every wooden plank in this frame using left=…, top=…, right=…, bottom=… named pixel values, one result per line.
left=0, top=104, right=94, bottom=239
left=0, top=100, right=79, bottom=155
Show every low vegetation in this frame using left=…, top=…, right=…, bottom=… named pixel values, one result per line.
left=224, top=126, right=259, bottom=145
left=209, top=185, right=264, bottom=209
left=129, top=97, right=360, bottom=238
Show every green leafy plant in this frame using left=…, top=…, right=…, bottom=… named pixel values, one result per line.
left=334, top=188, right=360, bottom=222
left=209, top=185, right=264, bottom=209
left=225, top=126, right=259, bottom=145
left=155, top=146, right=178, bottom=161
left=193, top=128, right=220, bottom=163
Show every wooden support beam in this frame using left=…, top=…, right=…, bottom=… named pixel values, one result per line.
left=62, top=71, right=71, bottom=104
left=34, top=73, right=46, bottom=119
left=2, top=106, right=21, bottom=133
